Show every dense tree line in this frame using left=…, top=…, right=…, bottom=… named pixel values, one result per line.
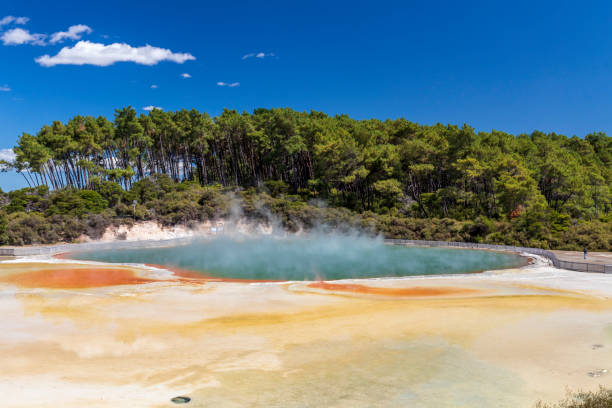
left=0, top=178, right=609, bottom=250
left=1, top=107, right=610, bottom=249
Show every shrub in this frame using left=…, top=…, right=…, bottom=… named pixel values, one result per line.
left=5, top=186, right=49, bottom=214
left=46, top=189, right=108, bottom=217
left=6, top=212, right=58, bottom=245
left=84, top=212, right=114, bottom=239
left=91, top=180, right=123, bottom=207
left=0, top=211, right=8, bottom=244
left=535, top=387, right=612, bottom=408
left=263, top=180, right=289, bottom=197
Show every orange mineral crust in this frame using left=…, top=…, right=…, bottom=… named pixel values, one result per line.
left=0, top=267, right=157, bottom=288
left=307, top=281, right=480, bottom=297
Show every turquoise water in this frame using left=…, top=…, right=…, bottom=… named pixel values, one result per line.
left=71, top=234, right=524, bottom=281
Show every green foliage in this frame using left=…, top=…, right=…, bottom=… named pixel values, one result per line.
left=535, top=387, right=612, bottom=408
left=6, top=212, right=60, bottom=245
left=0, top=176, right=609, bottom=249
left=372, top=178, right=403, bottom=212
left=0, top=211, right=8, bottom=244
left=46, top=189, right=108, bottom=217
left=5, top=186, right=49, bottom=213
left=90, top=179, right=123, bottom=206
left=263, top=180, right=289, bottom=197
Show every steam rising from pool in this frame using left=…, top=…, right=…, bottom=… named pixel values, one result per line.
left=71, top=232, right=523, bottom=281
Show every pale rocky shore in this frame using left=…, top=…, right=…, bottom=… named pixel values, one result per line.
left=0, top=245, right=610, bottom=407
left=96, top=219, right=277, bottom=242
left=0, top=220, right=280, bottom=256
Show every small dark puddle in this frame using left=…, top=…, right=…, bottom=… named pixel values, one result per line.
left=171, top=396, right=191, bottom=404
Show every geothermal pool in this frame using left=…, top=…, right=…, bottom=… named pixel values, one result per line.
left=70, top=234, right=524, bottom=280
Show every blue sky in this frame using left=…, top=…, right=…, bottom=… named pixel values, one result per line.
left=1, top=0, right=611, bottom=190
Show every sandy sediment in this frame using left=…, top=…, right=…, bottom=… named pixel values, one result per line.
left=0, top=256, right=611, bottom=407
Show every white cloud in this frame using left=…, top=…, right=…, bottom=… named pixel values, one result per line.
left=35, top=40, right=196, bottom=67
left=181, top=73, right=191, bottom=78
left=1, top=28, right=46, bottom=45
left=242, top=52, right=275, bottom=60
left=49, top=24, right=92, bottom=44
left=0, top=148, right=16, bottom=162
left=143, top=105, right=162, bottom=111
left=217, top=81, right=240, bottom=87
left=150, top=84, right=158, bottom=89
left=0, top=16, right=29, bottom=27
left=0, top=85, right=10, bottom=92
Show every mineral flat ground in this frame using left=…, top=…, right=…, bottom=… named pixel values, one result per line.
left=1, top=257, right=611, bottom=407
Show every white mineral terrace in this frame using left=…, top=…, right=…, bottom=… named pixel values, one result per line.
left=0, top=246, right=611, bottom=407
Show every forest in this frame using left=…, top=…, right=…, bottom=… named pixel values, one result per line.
left=0, top=107, right=610, bottom=249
